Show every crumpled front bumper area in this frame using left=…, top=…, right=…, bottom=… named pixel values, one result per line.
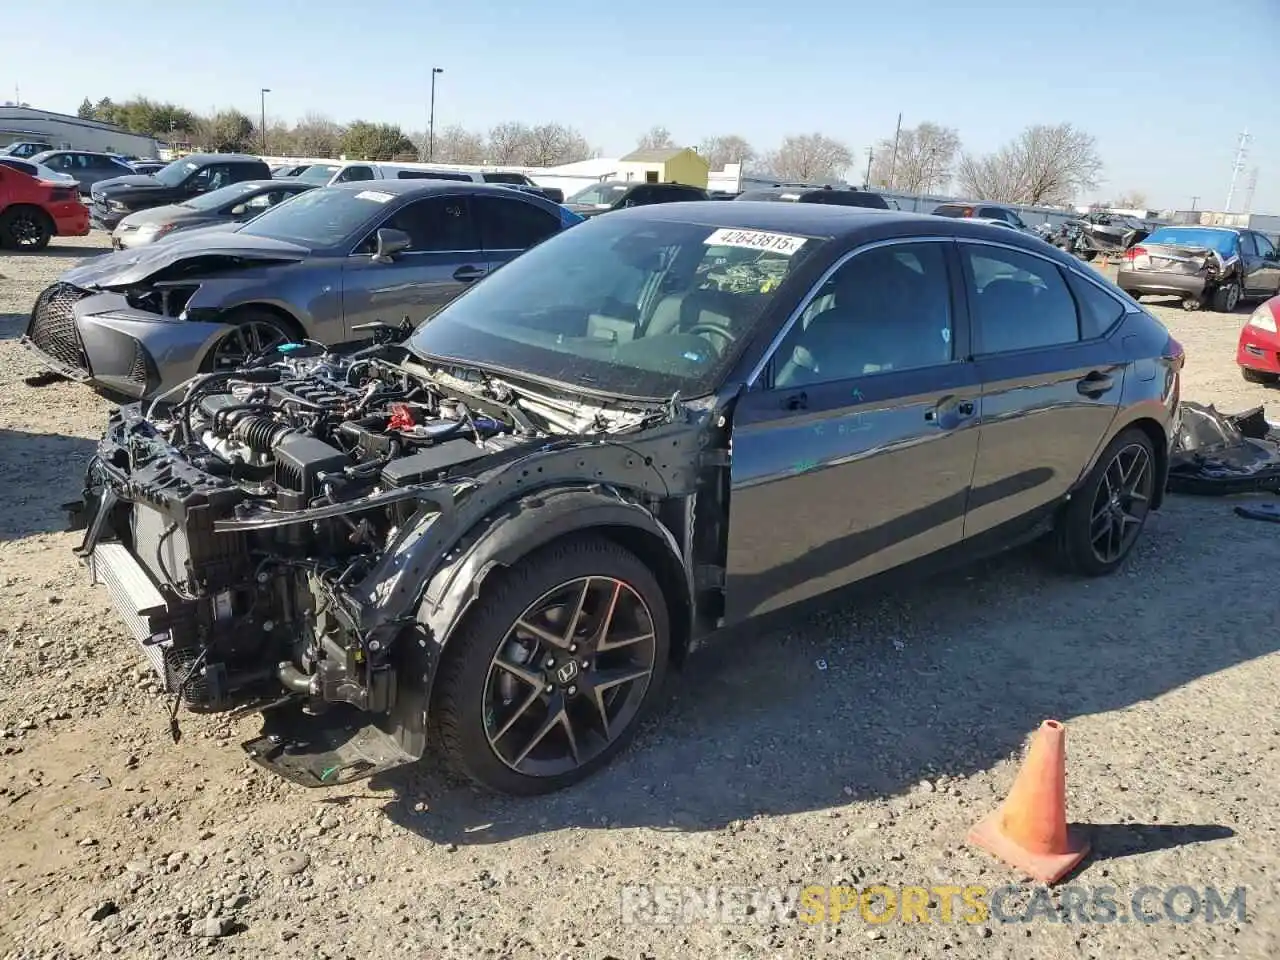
left=21, top=283, right=161, bottom=397
left=1167, top=401, right=1280, bottom=495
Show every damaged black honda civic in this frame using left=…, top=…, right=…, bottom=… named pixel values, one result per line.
left=69, top=203, right=1183, bottom=795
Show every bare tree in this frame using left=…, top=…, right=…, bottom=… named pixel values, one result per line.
left=636, top=125, right=674, bottom=151
left=522, top=123, right=592, bottom=167
left=869, top=122, right=960, bottom=193
left=760, top=133, right=853, bottom=183
left=426, top=124, right=486, bottom=164
left=698, top=134, right=755, bottom=171
left=292, top=113, right=344, bottom=158
left=487, top=122, right=531, bottom=163
left=1114, top=190, right=1149, bottom=209
left=957, top=123, right=1102, bottom=206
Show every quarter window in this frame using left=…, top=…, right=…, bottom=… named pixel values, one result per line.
left=773, top=242, right=954, bottom=388
left=1066, top=271, right=1126, bottom=339
left=962, top=244, right=1080, bottom=352
left=474, top=196, right=560, bottom=250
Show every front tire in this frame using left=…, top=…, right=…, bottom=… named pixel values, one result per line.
left=200, top=310, right=296, bottom=372
left=1053, top=428, right=1157, bottom=577
left=0, top=206, right=53, bottom=251
left=434, top=535, right=671, bottom=795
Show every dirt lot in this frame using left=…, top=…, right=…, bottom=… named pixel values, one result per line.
left=1, top=235, right=1277, bottom=960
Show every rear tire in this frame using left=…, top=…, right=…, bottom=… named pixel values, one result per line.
left=1053, top=428, right=1157, bottom=577
left=1212, top=280, right=1243, bottom=313
left=0, top=205, right=53, bottom=251
left=1242, top=367, right=1279, bottom=384
left=433, top=534, right=670, bottom=796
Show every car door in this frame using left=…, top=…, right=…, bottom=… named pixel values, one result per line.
left=1249, top=233, right=1280, bottom=296
left=723, top=239, right=981, bottom=622
left=341, top=193, right=482, bottom=335
left=472, top=193, right=563, bottom=272
left=959, top=240, right=1126, bottom=541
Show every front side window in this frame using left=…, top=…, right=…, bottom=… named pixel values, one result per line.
left=361, top=196, right=477, bottom=253
left=773, top=242, right=954, bottom=388
left=338, top=165, right=375, bottom=182
left=962, top=244, right=1079, bottom=353
left=1239, top=232, right=1257, bottom=256
left=1255, top=233, right=1276, bottom=259
left=408, top=216, right=826, bottom=399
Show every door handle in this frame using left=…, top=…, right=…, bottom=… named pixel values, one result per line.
left=453, top=265, right=486, bottom=282
left=925, top=397, right=975, bottom=423
left=1077, top=372, right=1115, bottom=397
left=784, top=391, right=808, bottom=411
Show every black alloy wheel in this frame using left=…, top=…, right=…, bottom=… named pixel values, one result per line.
left=1052, top=427, right=1158, bottom=576
left=0, top=207, right=52, bottom=251
left=434, top=535, right=671, bottom=795
left=1087, top=441, right=1154, bottom=566
left=205, top=315, right=293, bottom=371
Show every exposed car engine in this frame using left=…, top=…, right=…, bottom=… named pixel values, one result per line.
left=77, top=340, right=565, bottom=720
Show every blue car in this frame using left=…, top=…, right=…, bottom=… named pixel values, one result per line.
left=21, top=181, right=583, bottom=398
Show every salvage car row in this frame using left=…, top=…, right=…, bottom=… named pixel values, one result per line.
left=13, top=187, right=1194, bottom=797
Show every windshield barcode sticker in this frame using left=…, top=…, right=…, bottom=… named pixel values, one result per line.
left=705, top=228, right=807, bottom=256
left=354, top=190, right=395, bottom=203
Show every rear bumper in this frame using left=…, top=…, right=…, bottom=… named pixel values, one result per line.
left=50, top=201, right=90, bottom=238
left=1115, top=269, right=1206, bottom=299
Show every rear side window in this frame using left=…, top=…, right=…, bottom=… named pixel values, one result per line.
left=1066, top=272, right=1126, bottom=339
left=961, top=244, right=1080, bottom=353
left=474, top=195, right=561, bottom=249
left=338, top=166, right=375, bottom=182
left=483, top=172, right=528, bottom=185
left=398, top=170, right=471, bottom=181
left=932, top=204, right=970, bottom=218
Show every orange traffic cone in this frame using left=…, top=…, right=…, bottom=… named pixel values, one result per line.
left=967, top=719, right=1090, bottom=884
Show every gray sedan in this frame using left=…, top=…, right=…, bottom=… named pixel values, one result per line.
left=111, top=179, right=318, bottom=250
left=28, top=150, right=135, bottom=195
left=20, top=180, right=584, bottom=398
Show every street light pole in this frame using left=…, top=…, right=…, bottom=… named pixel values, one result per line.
left=260, top=88, right=271, bottom=155
left=428, top=67, right=443, bottom=161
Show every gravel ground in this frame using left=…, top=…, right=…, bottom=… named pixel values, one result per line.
left=0, top=235, right=1277, bottom=960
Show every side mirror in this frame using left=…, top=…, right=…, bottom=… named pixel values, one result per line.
left=372, top=227, right=411, bottom=263
left=229, top=204, right=248, bottom=217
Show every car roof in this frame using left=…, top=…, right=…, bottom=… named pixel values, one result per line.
left=325, top=179, right=553, bottom=200
left=615, top=200, right=1063, bottom=245
left=178, top=153, right=269, bottom=165
left=233, top=179, right=314, bottom=189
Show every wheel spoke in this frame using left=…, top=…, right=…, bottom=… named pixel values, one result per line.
left=598, top=630, right=655, bottom=652
left=493, top=655, right=542, bottom=689
left=513, top=704, right=567, bottom=768
left=592, top=665, right=652, bottom=694
left=491, top=685, right=543, bottom=744
left=563, top=578, right=592, bottom=644
left=515, top=617, right=571, bottom=650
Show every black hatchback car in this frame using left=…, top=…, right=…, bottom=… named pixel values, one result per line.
left=72, top=202, right=1181, bottom=796
left=89, top=153, right=273, bottom=230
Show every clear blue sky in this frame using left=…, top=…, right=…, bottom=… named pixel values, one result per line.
left=7, top=0, right=1278, bottom=211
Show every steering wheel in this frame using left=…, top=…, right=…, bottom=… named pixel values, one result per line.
left=685, top=321, right=735, bottom=354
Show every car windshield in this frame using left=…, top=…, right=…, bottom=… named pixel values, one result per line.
left=568, top=183, right=629, bottom=206
left=296, top=164, right=341, bottom=184
left=154, top=159, right=200, bottom=186
left=408, top=215, right=826, bottom=400
left=236, top=186, right=389, bottom=247
left=178, top=181, right=262, bottom=210
left=1144, top=227, right=1239, bottom=257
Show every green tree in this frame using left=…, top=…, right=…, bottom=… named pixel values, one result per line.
left=94, top=97, right=117, bottom=125
left=340, top=121, right=415, bottom=160
left=197, top=110, right=255, bottom=152
left=76, top=98, right=95, bottom=120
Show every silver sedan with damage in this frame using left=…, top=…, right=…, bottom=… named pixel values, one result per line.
left=20, top=180, right=583, bottom=398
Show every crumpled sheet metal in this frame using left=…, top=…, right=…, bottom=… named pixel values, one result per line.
left=1167, top=401, right=1280, bottom=495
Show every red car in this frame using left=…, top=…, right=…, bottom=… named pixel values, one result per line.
left=1237, top=294, right=1280, bottom=383
left=0, top=163, right=89, bottom=250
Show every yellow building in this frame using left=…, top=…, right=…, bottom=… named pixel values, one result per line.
left=615, top=147, right=709, bottom=189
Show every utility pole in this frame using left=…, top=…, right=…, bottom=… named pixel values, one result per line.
left=260, top=88, right=271, bottom=155
left=1243, top=166, right=1259, bottom=215
left=427, top=67, right=443, bottom=161
left=864, top=147, right=873, bottom=187
left=887, top=112, right=902, bottom=191
left=1224, top=129, right=1250, bottom=212
left=1190, top=195, right=1199, bottom=211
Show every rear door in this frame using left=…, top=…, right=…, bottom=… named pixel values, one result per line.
left=960, top=241, right=1126, bottom=540
left=472, top=193, right=562, bottom=273
left=724, top=239, right=981, bottom=622
left=341, top=194, right=481, bottom=333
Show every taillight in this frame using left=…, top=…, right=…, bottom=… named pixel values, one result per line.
left=49, top=187, right=77, bottom=202
left=1126, top=245, right=1147, bottom=262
